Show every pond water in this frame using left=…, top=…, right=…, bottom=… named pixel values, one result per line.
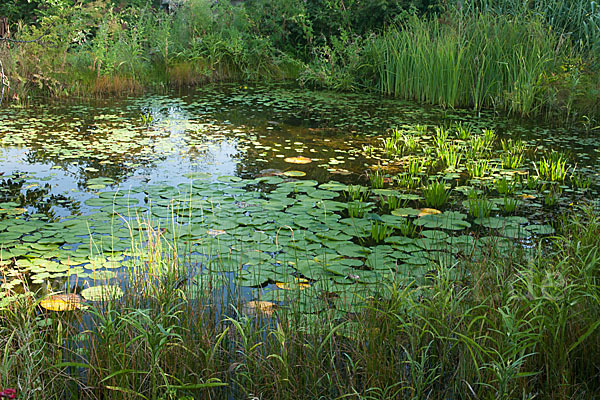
left=1, top=83, right=599, bottom=311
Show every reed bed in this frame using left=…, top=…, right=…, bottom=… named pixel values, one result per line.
left=371, top=14, right=568, bottom=116
left=1, top=206, right=599, bottom=399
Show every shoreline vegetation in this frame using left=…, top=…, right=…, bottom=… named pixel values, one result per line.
left=1, top=1, right=600, bottom=399
left=0, top=0, right=598, bottom=120
left=1, top=204, right=599, bottom=399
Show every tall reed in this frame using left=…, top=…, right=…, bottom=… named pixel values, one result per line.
left=371, top=13, right=567, bottom=116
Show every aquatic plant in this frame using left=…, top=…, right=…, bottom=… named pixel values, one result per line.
left=423, top=180, right=450, bottom=208
left=466, top=135, right=488, bottom=158
left=372, top=14, right=569, bottom=116
left=438, top=141, right=463, bottom=170
left=382, top=137, right=400, bottom=157
left=466, top=159, right=491, bottom=178
left=398, top=217, right=417, bottom=237
left=455, top=122, right=473, bottom=140
left=140, top=111, right=154, bottom=128
left=347, top=200, right=369, bottom=218
left=362, top=144, right=376, bottom=156
left=434, top=126, right=449, bottom=149
left=537, top=151, right=569, bottom=182
left=370, top=220, right=393, bottom=243
left=369, top=170, right=386, bottom=189
left=502, top=196, right=521, bottom=214
left=467, top=197, right=494, bottom=218
left=345, top=185, right=370, bottom=202
left=543, top=185, right=562, bottom=207
left=379, top=194, right=406, bottom=211
left=571, top=172, right=592, bottom=190
left=406, top=157, right=424, bottom=176
left=496, top=176, right=517, bottom=195
left=501, top=151, right=524, bottom=169
left=396, top=172, right=421, bottom=189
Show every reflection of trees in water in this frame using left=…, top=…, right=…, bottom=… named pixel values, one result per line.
left=23, top=148, right=166, bottom=191
left=0, top=174, right=80, bottom=221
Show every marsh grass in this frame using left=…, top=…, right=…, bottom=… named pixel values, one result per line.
left=1, top=207, right=600, bottom=399
left=372, top=13, right=569, bottom=116
left=423, top=180, right=450, bottom=208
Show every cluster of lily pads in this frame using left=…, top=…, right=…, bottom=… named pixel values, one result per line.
left=0, top=163, right=560, bottom=313
left=1, top=84, right=599, bottom=315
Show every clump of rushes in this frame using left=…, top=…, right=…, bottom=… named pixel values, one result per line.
left=438, top=141, right=463, bottom=170
left=496, top=176, right=517, bottom=194
left=500, top=139, right=526, bottom=169
left=423, top=180, right=450, bottom=208
left=503, top=196, right=520, bottom=214
left=347, top=200, right=369, bottom=218
left=370, top=220, right=393, bottom=242
left=379, top=194, right=405, bottom=211
left=396, top=172, right=421, bottom=189
left=345, top=185, right=370, bottom=201
left=467, top=196, right=494, bottom=218
left=536, top=151, right=569, bottom=182
left=382, top=136, right=401, bottom=157
left=434, top=126, right=449, bottom=148
left=466, top=158, right=491, bottom=178
left=455, top=122, right=473, bottom=140
left=401, top=133, right=419, bottom=153
left=362, top=144, right=376, bottom=156
left=482, top=128, right=496, bottom=147
left=570, top=172, right=591, bottom=189
left=406, top=157, right=423, bottom=176
left=543, top=185, right=562, bottom=207
left=398, top=217, right=417, bottom=237
left=466, top=135, right=488, bottom=158
left=140, top=111, right=154, bottom=127
left=369, top=169, right=385, bottom=189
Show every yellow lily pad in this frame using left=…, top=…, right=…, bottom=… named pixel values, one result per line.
left=275, top=278, right=310, bottom=290
left=40, top=294, right=86, bottom=311
left=418, top=208, right=442, bottom=217
left=284, top=156, right=312, bottom=164
left=243, top=300, right=278, bottom=315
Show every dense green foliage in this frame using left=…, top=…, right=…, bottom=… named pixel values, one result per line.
left=1, top=207, right=599, bottom=399
left=0, top=0, right=598, bottom=116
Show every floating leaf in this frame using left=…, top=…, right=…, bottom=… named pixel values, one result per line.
left=243, top=300, right=278, bottom=315
left=40, top=294, right=85, bottom=311
left=81, top=285, right=124, bottom=302
left=284, top=156, right=312, bottom=164
left=283, top=170, right=306, bottom=177
left=418, top=208, right=442, bottom=217
left=275, top=278, right=310, bottom=290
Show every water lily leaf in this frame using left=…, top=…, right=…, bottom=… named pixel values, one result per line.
left=284, top=156, right=312, bottom=164
left=243, top=300, right=278, bottom=315
left=525, top=224, right=555, bottom=235
left=275, top=278, right=310, bottom=290
left=391, top=208, right=420, bottom=217
left=81, top=285, right=124, bottom=301
left=40, top=294, right=86, bottom=311
left=414, top=212, right=470, bottom=230
left=283, top=170, right=306, bottom=177
left=418, top=208, right=441, bottom=217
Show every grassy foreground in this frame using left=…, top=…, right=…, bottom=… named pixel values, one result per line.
left=0, top=206, right=599, bottom=399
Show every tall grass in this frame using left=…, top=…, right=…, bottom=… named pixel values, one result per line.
left=1, top=206, right=599, bottom=399
left=371, top=14, right=569, bottom=116
left=464, top=0, right=600, bottom=59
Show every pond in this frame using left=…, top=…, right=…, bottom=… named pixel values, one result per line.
left=0, top=83, right=599, bottom=312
